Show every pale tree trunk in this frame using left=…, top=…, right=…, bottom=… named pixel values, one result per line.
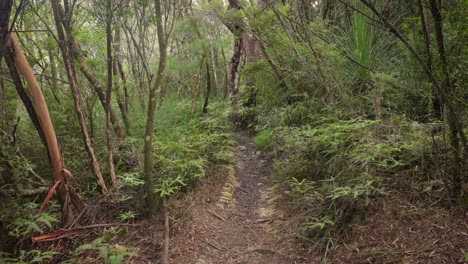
left=106, top=0, right=117, bottom=188
left=210, top=43, right=219, bottom=93
left=48, top=48, right=59, bottom=92
left=9, top=33, right=84, bottom=225
left=3, top=50, right=46, bottom=147
left=2, top=2, right=83, bottom=225
left=113, top=25, right=131, bottom=136
left=51, top=0, right=108, bottom=194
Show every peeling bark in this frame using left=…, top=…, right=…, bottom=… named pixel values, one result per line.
left=10, top=33, right=84, bottom=225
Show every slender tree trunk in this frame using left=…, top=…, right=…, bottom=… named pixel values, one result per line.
left=51, top=0, right=108, bottom=194
left=106, top=0, right=117, bottom=188
left=0, top=0, right=12, bottom=60
left=428, top=0, right=466, bottom=198
left=4, top=53, right=46, bottom=146
left=210, top=44, right=220, bottom=94
left=203, top=62, right=211, bottom=113
left=417, top=0, right=441, bottom=119
left=49, top=48, right=59, bottom=92
left=0, top=79, right=5, bottom=131
left=113, top=25, right=131, bottom=136
left=1, top=1, right=47, bottom=148
left=258, top=41, right=288, bottom=89
left=73, top=47, right=125, bottom=139
left=144, top=0, right=168, bottom=213
left=320, top=0, right=330, bottom=20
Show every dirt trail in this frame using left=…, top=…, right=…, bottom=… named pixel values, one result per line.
left=170, top=133, right=306, bottom=264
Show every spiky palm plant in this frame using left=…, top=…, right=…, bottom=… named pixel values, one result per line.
left=342, top=0, right=398, bottom=93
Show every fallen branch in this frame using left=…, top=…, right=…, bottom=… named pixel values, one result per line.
left=32, top=223, right=141, bottom=242
left=206, top=240, right=222, bottom=251
left=208, top=210, right=226, bottom=222
left=247, top=247, right=290, bottom=259
left=17, top=186, right=49, bottom=195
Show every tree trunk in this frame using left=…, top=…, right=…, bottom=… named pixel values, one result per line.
left=417, top=0, right=441, bottom=119
left=225, top=0, right=244, bottom=104
left=144, top=0, right=168, bottom=213
left=106, top=0, right=117, bottom=188
left=4, top=53, right=47, bottom=146
left=113, top=25, right=131, bottom=136
left=9, top=33, right=84, bottom=225
left=227, top=32, right=242, bottom=103
left=210, top=44, right=220, bottom=94
left=51, top=0, right=108, bottom=194
left=320, top=0, right=330, bottom=20
left=0, top=0, right=13, bottom=60
left=203, top=62, right=211, bottom=113
left=428, top=0, right=466, bottom=199
left=73, top=48, right=125, bottom=139
left=48, top=48, right=59, bottom=92
left=1, top=1, right=47, bottom=149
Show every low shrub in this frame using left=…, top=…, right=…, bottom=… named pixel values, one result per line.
left=151, top=97, right=234, bottom=197
left=256, top=101, right=435, bottom=249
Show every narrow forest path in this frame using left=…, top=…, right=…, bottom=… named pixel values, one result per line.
left=169, top=133, right=308, bottom=264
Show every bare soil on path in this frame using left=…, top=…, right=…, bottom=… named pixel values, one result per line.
left=169, top=133, right=311, bottom=264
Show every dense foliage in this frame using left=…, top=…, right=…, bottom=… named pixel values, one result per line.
left=0, top=0, right=466, bottom=263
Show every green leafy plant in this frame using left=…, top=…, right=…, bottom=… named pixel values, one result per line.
left=287, top=178, right=320, bottom=197
left=8, top=203, right=58, bottom=238
left=155, top=175, right=187, bottom=197
left=118, top=171, right=144, bottom=188
left=149, top=96, right=234, bottom=198
left=77, top=237, right=132, bottom=264
left=118, top=211, right=137, bottom=222
left=0, top=250, right=57, bottom=264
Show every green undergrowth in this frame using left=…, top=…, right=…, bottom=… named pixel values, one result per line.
left=253, top=102, right=435, bottom=250
left=0, top=96, right=234, bottom=264
left=151, top=95, right=234, bottom=197
left=111, top=95, right=234, bottom=197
